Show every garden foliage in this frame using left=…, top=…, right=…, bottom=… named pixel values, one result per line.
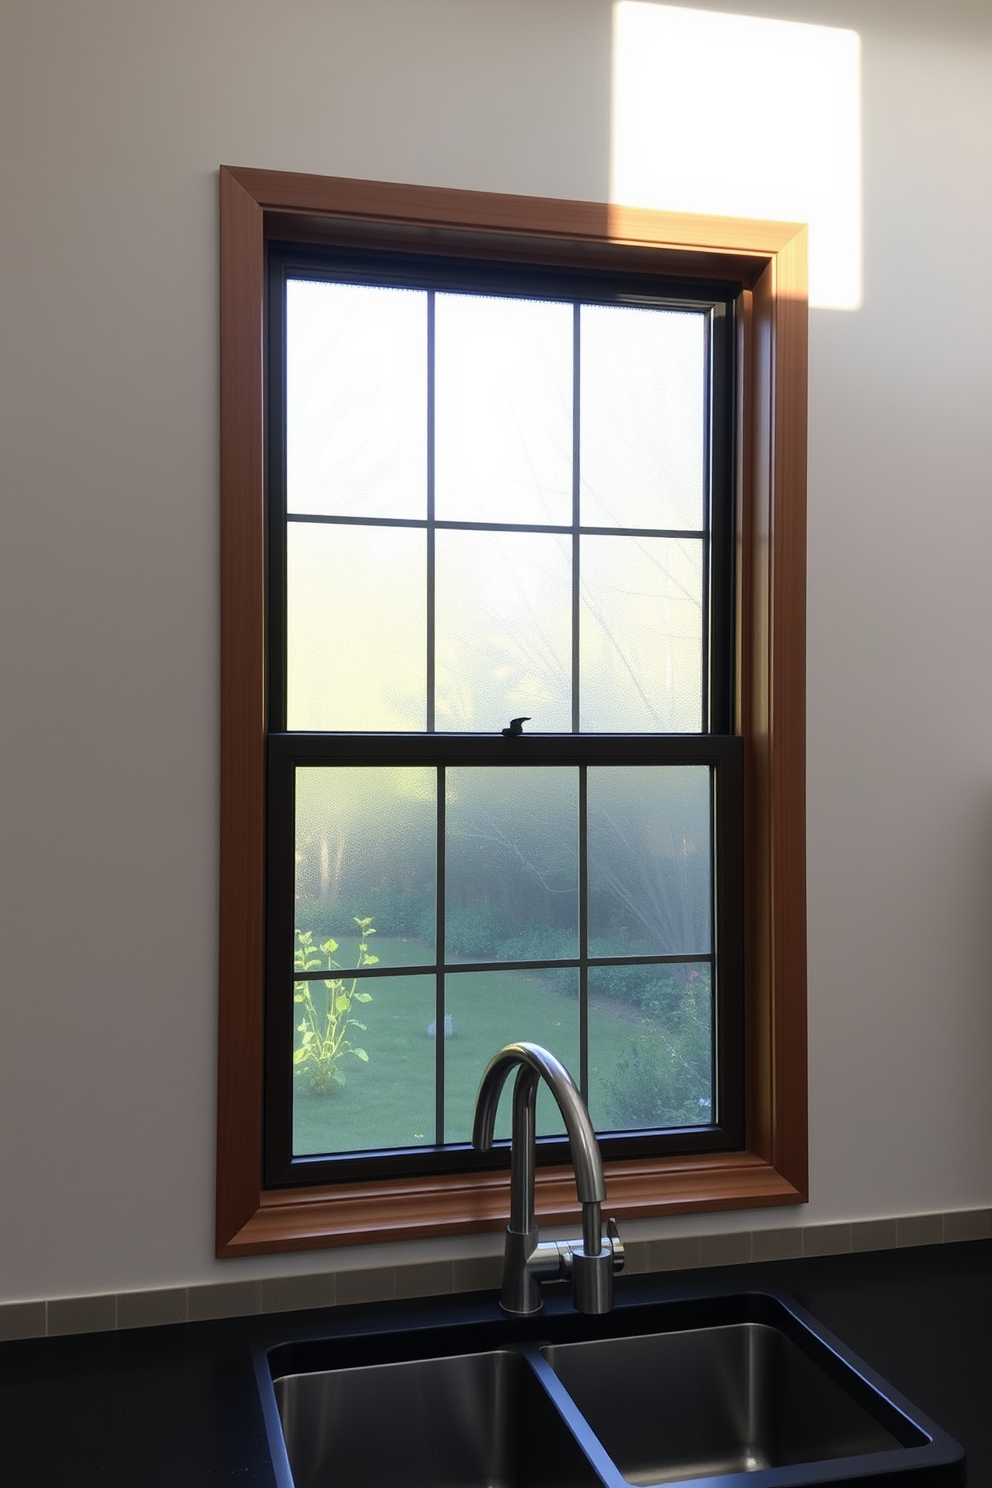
left=293, top=916, right=377, bottom=1091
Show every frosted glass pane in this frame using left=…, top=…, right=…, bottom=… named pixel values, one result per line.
left=587, top=766, right=712, bottom=956
left=580, top=305, right=705, bottom=531
left=435, top=531, right=571, bottom=731
left=295, top=765, right=437, bottom=959
left=293, top=974, right=437, bottom=1155
left=287, top=522, right=425, bottom=730
left=580, top=535, right=703, bottom=731
left=446, top=768, right=577, bottom=962
left=586, top=962, right=713, bottom=1133
left=435, top=293, right=572, bottom=525
left=287, top=280, right=426, bottom=519
left=443, top=968, right=579, bottom=1143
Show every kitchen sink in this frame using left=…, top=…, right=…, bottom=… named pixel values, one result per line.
left=273, top=1348, right=601, bottom=1488
left=258, top=1290, right=965, bottom=1488
left=542, top=1324, right=905, bottom=1483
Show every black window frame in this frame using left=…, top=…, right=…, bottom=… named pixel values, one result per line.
left=262, top=242, right=745, bottom=1190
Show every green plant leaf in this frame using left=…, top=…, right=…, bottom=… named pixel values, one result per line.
left=290, top=913, right=377, bottom=1088
left=363, top=955, right=379, bottom=966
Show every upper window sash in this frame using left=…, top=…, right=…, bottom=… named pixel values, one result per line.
left=266, top=245, right=737, bottom=740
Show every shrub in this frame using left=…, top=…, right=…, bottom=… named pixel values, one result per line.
left=296, top=891, right=429, bottom=941
left=293, top=916, right=377, bottom=1092
left=600, top=971, right=712, bottom=1130
left=443, top=902, right=511, bottom=959
left=588, top=955, right=709, bottom=1021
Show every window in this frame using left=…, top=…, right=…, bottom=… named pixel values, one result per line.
left=266, top=248, right=743, bottom=1187
left=218, top=168, right=808, bottom=1256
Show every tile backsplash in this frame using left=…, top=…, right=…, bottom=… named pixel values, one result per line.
left=1, top=1205, right=988, bottom=1344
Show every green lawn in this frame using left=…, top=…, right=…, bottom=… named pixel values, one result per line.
left=292, top=936, right=686, bottom=1157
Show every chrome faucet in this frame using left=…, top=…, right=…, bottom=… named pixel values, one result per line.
left=472, top=1041, right=624, bottom=1315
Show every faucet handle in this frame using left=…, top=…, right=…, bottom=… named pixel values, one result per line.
left=607, top=1216, right=625, bottom=1274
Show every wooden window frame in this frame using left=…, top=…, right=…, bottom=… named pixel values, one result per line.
left=217, top=165, right=808, bottom=1258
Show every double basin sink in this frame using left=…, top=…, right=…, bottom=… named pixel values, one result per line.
left=258, top=1289, right=965, bottom=1488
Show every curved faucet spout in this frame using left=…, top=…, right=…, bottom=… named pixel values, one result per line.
left=473, top=1042, right=622, bottom=1315
left=473, top=1040, right=606, bottom=1216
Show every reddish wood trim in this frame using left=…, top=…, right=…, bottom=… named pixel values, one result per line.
left=219, top=1153, right=802, bottom=1257
left=741, top=238, right=809, bottom=1199
left=261, top=207, right=763, bottom=291
left=224, top=166, right=801, bottom=263
left=217, top=168, right=809, bottom=1257
left=766, top=232, right=809, bottom=1192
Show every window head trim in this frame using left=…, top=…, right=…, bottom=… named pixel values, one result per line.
left=218, top=166, right=807, bottom=1257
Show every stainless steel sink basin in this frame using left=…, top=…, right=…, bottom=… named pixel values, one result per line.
left=259, top=1291, right=965, bottom=1488
left=542, top=1324, right=905, bottom=1484
left=272, top=1347, right=601, bottom=1488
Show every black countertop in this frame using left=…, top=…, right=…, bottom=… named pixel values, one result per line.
left=0, top=1240, right=988, bottom=1487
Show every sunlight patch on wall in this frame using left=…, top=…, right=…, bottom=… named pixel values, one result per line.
left=611, top=2, right=862, bottom=309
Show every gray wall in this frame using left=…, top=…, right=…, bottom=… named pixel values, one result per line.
left=1, top=0, right=990, bottom=1303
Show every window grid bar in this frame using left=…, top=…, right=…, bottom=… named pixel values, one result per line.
left=435, top=762, right=446, bottom=1145
left=706, top=301, right=734, bottom=737
left=708, top=766, right=720, bottom=1124
left=701, top=308, right=713, bottom=734
left=276, top=255, right=725, bottom=316
left=426, top=290, right=436, bottom=733
left=268, top=260, right=289, bottom=731
left=286, top=511, right=706, bottom=543
left=276, top=737, right=733, bottom=771
left=291, top=950, right=716, bottom=983
left=572, top=301, right=582, bottom=736
left=578, top=764, right=589, bottom=1099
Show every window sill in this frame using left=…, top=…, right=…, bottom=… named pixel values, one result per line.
left=218, top=1151, right=805, bottom=1257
